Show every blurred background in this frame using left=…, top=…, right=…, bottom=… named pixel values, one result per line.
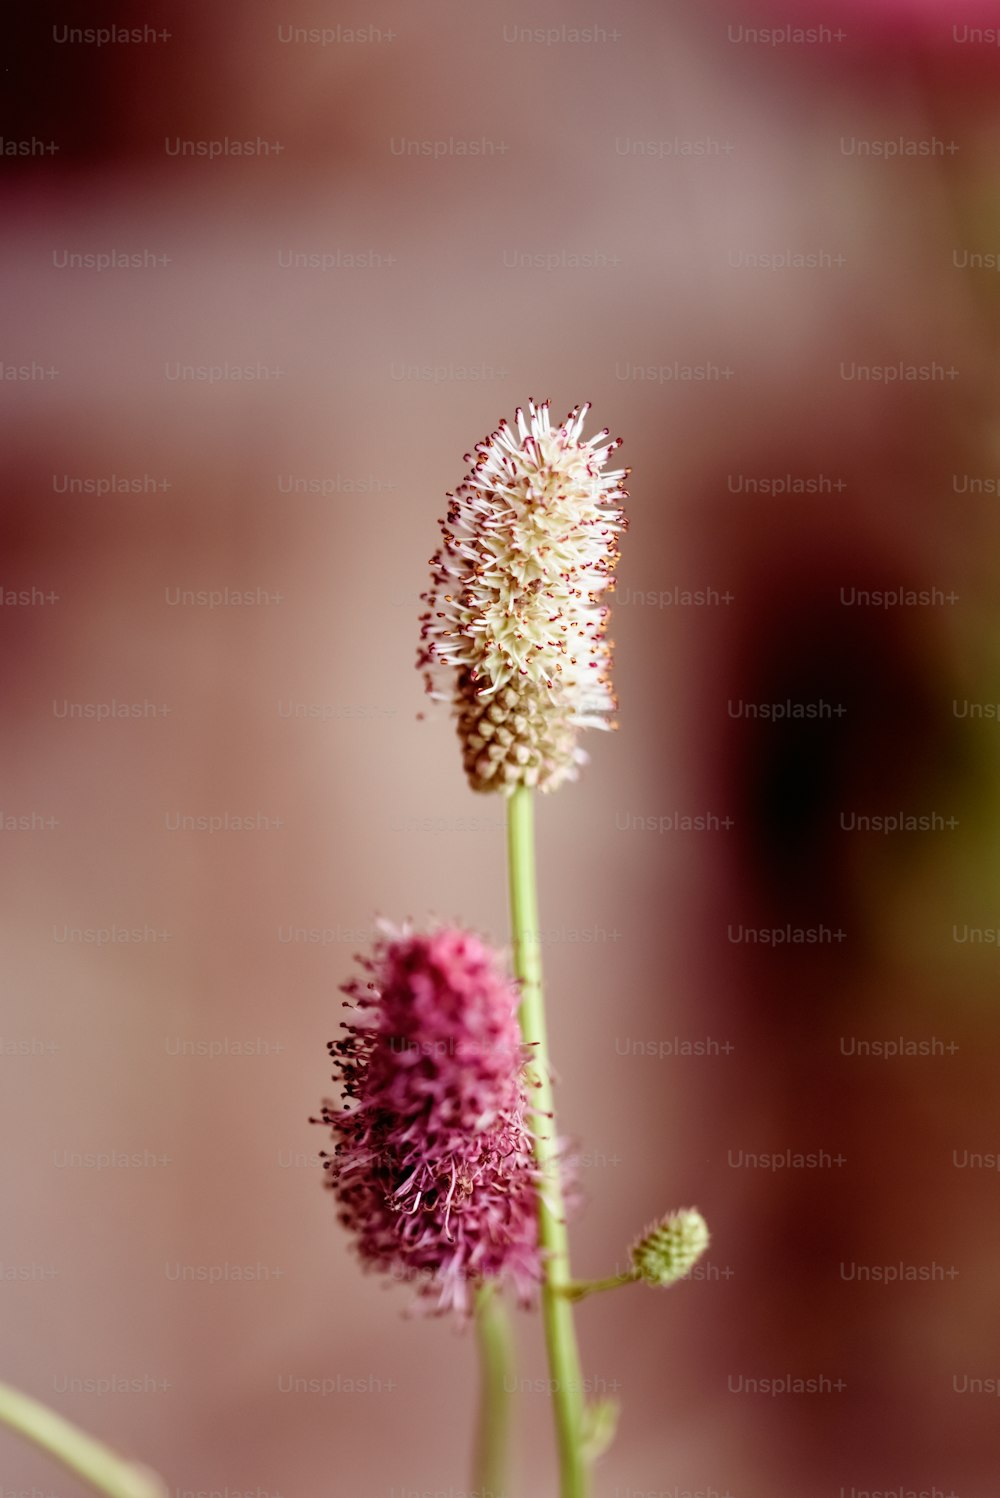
left=3, top=1, right=1000, bottom=1494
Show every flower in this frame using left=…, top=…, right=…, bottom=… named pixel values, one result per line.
left=630, top=1208, right=710, bottom=1287
left=419, top=399, right=628, bottom=793
left=315, top=925, right=541, bottom=1315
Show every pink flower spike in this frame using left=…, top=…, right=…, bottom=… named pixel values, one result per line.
left=314, top=925, right=542, bottom=1317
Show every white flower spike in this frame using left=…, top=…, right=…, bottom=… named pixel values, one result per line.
left=419, top=399, right=628, bottom=793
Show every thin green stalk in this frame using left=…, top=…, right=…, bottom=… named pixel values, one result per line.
left=507, top=785, right=588, bottom=1498
left=562, top=1271, right=639, bottom=1303
left=472, top=1281, right=514, bottom=1498
left=0, top=1382, right=166, bottom=1498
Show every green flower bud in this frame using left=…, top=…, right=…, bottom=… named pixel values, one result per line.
left=629, top=1207, right=709, bottom=1287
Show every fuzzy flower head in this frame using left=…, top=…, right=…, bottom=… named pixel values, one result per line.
left=315, top=925, right=541, bottom=1315
left=419, top=399, right=628, bottom=793
left=630, top=1207, right=710, bottom=1288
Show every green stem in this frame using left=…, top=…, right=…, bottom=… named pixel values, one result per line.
left=562, top=1271, right=640, bottom=1303
left=0, top=1382, right=166, bottom=1498
left=472, top=1281, right=514, bottom=1498
left=507, top=786, right=588, bottom=1498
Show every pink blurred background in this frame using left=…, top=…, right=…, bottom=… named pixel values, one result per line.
left=4, top=2, right=1000, bottom=1494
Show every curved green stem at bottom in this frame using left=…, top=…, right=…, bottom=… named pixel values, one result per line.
left=0, top=1381, right=166, bottom=1498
